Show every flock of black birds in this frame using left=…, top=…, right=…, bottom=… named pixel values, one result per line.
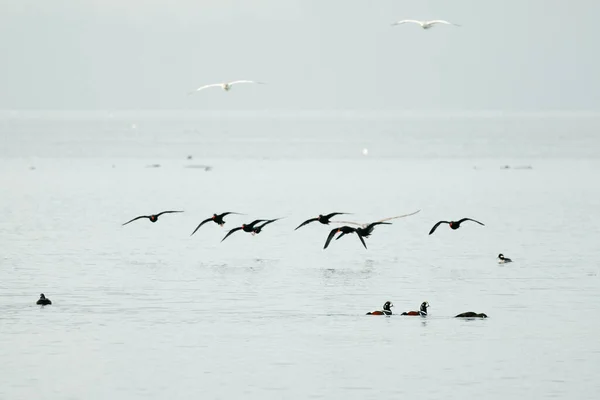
left=118, top=209, right=489, bottom=251
left=122, top=210, right=423, bottom=249
left=35, top=209, right=504, bottom=317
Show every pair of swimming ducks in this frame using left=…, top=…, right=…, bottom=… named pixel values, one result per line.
left=366, top=301, right=488, bottom=318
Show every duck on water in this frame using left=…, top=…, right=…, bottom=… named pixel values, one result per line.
left=37, top=293, right=52, bottom=306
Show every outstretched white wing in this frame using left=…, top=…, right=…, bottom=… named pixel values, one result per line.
left=373, top=209, right=421, bottom=223
left=331, top=220, right=363, bottom=227
left=229, top=80, right=266, bottom=86
left=427, top=20, right=460, bottom=27
left=332, top=210, right=421, bottom=228
left=391, top=19, right=424, bottom=27
left=188, top=83, right=223, bottom=95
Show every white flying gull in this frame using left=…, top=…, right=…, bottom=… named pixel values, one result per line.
left=391, top=20, right=460, bottom=29
left=188, top=80, right=266, bottom=95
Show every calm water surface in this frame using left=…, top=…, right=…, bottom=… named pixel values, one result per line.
left=1, top=112, right=599, bottom=399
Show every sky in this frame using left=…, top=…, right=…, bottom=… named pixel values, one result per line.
left=0, top=0, right=598, bottom=111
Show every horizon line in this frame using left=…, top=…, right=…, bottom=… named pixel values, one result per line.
left=1, top=109, right=599, bottom=119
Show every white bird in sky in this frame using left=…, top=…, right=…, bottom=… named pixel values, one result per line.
left=188, top=80, right=265, bottom=95
left=391, top=20, right=460, bottom=29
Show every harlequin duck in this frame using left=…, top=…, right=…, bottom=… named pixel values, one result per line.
left=401, top=301, right=429, bottom=316
left=366, top=301, right=393, bottom=315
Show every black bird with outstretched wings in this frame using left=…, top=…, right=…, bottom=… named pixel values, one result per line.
left=190, top=212, right=241, bottom=236
left=253, top=218, right=282, bottom=234
left=122, top=210, right=183, bottom=226
left=221, top=219, right=267, bottom=242
left=324, top=226, right=358, bottom=249
left=295, top=212, right=349, bottom=231
left=428, top=218, right=484, bottom=235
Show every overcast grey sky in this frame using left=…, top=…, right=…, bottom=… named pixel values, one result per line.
left=1, top=0, right=598, bottom=111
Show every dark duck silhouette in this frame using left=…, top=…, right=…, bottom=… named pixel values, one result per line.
left=323, top=226, right=358, bottom=249
left=455, top=312, right=488, bottom=318
left=252, top=218, right=282, bottom=234
left=122, top=210, right=183, bottom=226
left=294, top=212, right=349, bottom=230
left=221, top=219, right=267, bottom=242
left=331, top=210, right=421, bottom=247
left=324, top=221, right=392, bottom=249
left=498, top=253, right=512, bottom=263
left=355, top=222, right=392, bottom=241
left=401, top=301, right=429, bottom=316
left=428, top=218, right=484, bottom=235
left=366, top=301, right=394, bottom=315
left=190, top=212, right=241, bottom=236
left=36, top=293, right=52, bottom=306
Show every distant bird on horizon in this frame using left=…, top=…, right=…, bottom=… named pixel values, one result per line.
left=190, top=212, right=242, bottom=236
left=122, top=211, right=184, bottom=226
left=188, top=80, right=266, bottom=94
left=391, top=19, right=460, bottom=29
left=428, top=218, right=484, bottom=235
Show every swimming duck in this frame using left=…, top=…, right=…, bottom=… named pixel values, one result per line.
left=401, top=301, right=429, bottom=316
left=366, top=301, right=394, bottom=315
left=455, top=312, right=487, bottom=318
left=498, top=253, right=512, bottom=263
left=36, top=293, right=52, bottom=306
